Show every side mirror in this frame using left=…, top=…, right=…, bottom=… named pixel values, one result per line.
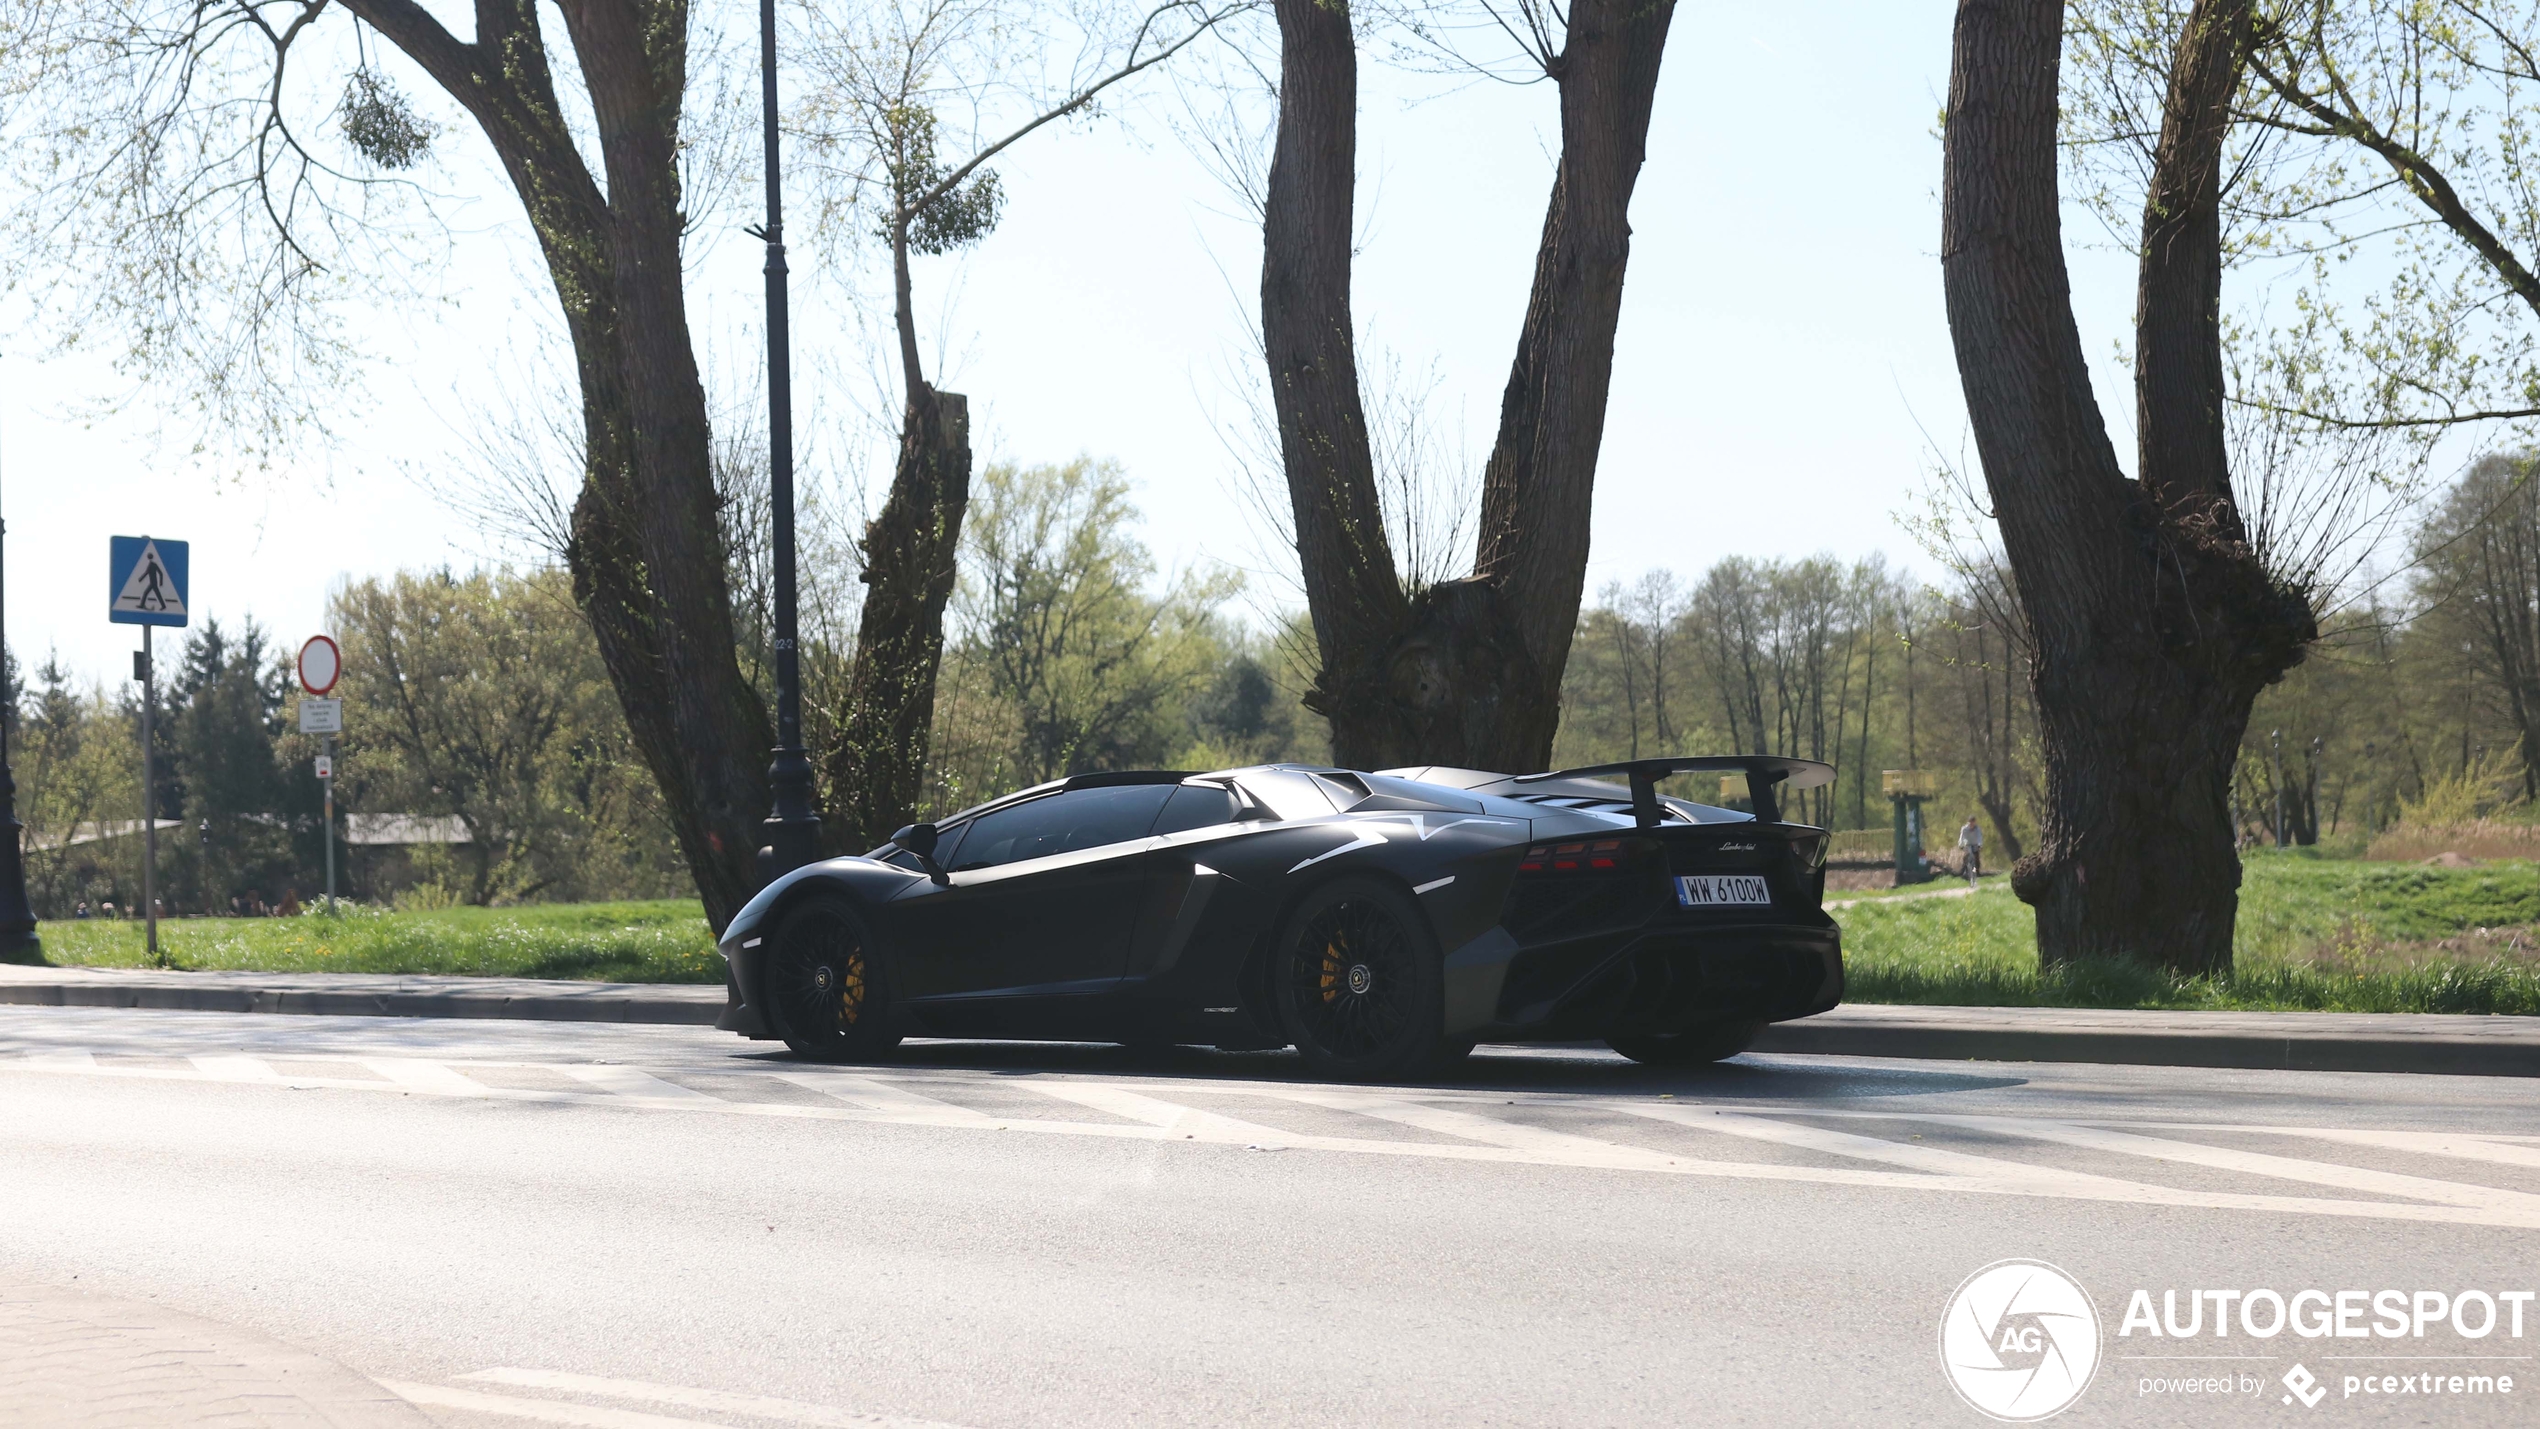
left=891, top=823, right=949, bottom=885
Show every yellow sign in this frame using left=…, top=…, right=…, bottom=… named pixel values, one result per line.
left=1882, top=769, right=1937, bottom=798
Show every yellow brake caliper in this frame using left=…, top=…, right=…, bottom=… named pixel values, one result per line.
left=1320, top=933, right=1343, bottom=1003
left=840, top=951, right=866, bottom=1024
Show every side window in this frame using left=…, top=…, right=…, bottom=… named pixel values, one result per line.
left=950, top=785, right=1176, bottom=870
left=1153, top=783, right=1239, bottom=836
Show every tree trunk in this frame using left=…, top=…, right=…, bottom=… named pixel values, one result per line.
left=1262, top=0, right=1673, bottom=773
left=1259, top=0, right=1410, bottom=768
left=1942, top=0, right=2311, bottom=974
left=825, top=388, right=971, bottom=851
left=355, top=0, right=772, bottom=931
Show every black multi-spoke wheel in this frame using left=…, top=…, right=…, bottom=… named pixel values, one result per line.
left=761, top=898, right=902, bottom=1063
left=1271, top=877, right=1453, bottom=1081
left=1606, top=1019, right=1763, bottom=1066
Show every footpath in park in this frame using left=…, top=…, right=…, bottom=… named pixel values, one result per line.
left=4, top=964, right=2538, bottom=1077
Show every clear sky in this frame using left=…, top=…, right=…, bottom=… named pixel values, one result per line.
left=2, top=1, right=2150, bottom=689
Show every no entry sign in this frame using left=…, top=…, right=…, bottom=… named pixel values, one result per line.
left=298, top=635, right=342, bottom=696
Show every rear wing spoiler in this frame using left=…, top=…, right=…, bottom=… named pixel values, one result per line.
left=1513, top=756, right=1835, bottom=828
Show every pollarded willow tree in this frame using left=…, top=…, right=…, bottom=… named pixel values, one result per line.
left=3, top=0, right=790, bottom=930
left=1956, top=0, right=2540, bottom=970
left=0, top=0, right=1232, bottom=921
left=1943, top=0, right=2316, bottom=973
left=1258, top=0, right=1676, bottom=772
left=787, top=0, right=1243, bottom=849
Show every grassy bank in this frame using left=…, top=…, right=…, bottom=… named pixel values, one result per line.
left=21, top=854, right=2537, bottom=1013
left=29, top=900, right=722, bottom=983
left=1841, top=852, right=2540, bottom=1014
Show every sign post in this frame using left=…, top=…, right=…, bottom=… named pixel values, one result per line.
left=110, top=536, right=188, bottom=964
left=297, top=635, right=342, bottom=913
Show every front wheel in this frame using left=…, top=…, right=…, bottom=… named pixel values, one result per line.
left=761, top=897, right=903, bottom=1063
left=1606, top=1020, right=1763, bottom=1066
left=1270, top=877, right=1456, bottom=1082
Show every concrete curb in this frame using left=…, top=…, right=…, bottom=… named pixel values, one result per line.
left=4, top=966, right=2535, bottom=1076
left=1752, top=1004, right=2540, bottom=1077
left=0, top=966, right=724, bottom=1025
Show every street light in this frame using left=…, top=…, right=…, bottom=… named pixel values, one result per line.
left=752, top=0, right=820, bottom=878
left=0, top=489, right=38, bottom=960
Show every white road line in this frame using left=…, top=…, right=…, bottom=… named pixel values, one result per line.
left=559, top=1065, right=721, bottom=1102
left=186, top=1054, right=281, bottom=1083
left=16, top=1054, right=2540, bottom=1228
left=458, top=1368, right=980, bottom=1428
left=1911, top=1116, right=2540, bottom=1216
left=2171, top=1126, right=2540, bottom=1171
left=772, top=1073, right=1000, bottom=1125
left=363, top=1058, right=491, bottom=1096
left=1270, top=1087, right=1687, bottom=1172
left=1617, top=1103, right=2131, bottom=1186
left=22, top=1050, right=94, bottom=1070
left=1022, top=1082, right=1294, bottom=1144
left=382, top=1380, right=734, bottom=1428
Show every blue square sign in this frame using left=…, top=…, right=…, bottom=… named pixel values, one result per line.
left=109, top=536, right=189, bottom=627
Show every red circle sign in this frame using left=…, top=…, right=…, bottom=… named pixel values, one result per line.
left=297, top=634, right=342, bottom=696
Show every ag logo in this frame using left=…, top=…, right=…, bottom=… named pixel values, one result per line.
left=1938, top=1259, right=2102, bottom=1421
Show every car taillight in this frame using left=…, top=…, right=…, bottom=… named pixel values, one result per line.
left=1516, top=838, right=1648, bottom=873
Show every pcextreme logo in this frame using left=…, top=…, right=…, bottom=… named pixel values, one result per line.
left=1939, top=1260, right=2104, bottom=1422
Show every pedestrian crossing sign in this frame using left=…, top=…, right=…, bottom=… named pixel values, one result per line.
left=109, top=536, right=189, bottom=627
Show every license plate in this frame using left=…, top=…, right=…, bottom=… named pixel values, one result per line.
left=1676, top=874, right=1771, bottom=907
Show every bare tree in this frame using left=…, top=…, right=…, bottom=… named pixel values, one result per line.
left=1, top=0, right=775, bottom=928
left=1257, top=0, right=1676, bottom=772
left=2413, top=454, right=2540, bottom=798
left=789, top=0, right=1244, bottom=846
left=1943, top=0, right=2315, bottom=973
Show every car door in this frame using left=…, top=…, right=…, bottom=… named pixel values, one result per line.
left=887, top=784, right=1176, bottom=1002
left=1124, top=782, right=1251, bottom=982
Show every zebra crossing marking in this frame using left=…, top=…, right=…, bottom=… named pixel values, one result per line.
left=12, top=1050, right=2540, bottom=1228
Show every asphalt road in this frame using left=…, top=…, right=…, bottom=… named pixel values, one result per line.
left=3, top=1007, right=2537, bottom=1427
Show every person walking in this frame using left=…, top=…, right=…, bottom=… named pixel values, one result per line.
left=1957, top=815, right=1984, bottom=886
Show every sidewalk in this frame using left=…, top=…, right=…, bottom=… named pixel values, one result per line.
left=3, top=963, right=2535, bottom=1076
left=0, top=963, right=726, bottom=1024
left=0, top=1280, right=427, bottom=1428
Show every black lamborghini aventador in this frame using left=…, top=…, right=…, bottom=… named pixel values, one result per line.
left=715, top=756, right=1844, bottom=1081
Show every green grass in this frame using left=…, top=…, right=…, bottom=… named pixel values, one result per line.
left=1841, top=851, right=2540, bottom=1014
left=21, top=853, right=2539, bottom=1013
left=28, top=900, right=724, bottom=984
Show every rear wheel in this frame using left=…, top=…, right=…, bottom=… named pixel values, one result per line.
left=1606, top=1019, right=1764, bottom=1066
left=762, top=897, right=903, bottom=1063
left=1271, top=877, right=1456, bottom=1082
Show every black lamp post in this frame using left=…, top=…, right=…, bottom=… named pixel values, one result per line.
left=752, top=0, right=820, bottom=877
left=0, top=491, right=41, bottom=959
